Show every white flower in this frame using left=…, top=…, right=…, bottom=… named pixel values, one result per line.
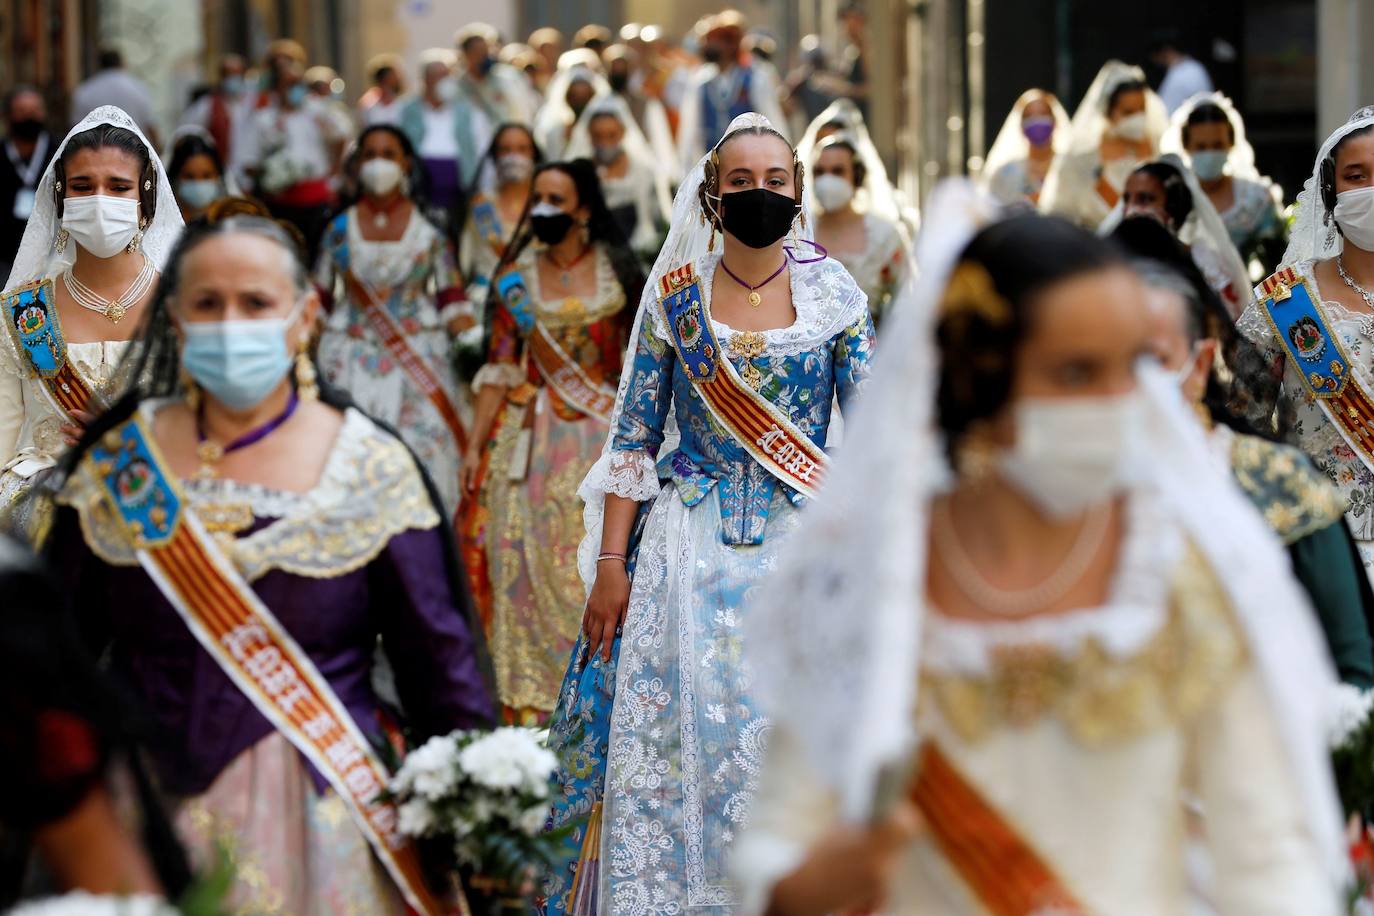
left=518, top=803, right=551, bottom=836
left=394, top=734, right=461, bottom=801
left=457, top=727, right=559, bottom=794
left=1328, top=683, right=1374, bottom=749
left=8, top=893, right=176, bottom=915
left=397, top=798, right=437, bottom=837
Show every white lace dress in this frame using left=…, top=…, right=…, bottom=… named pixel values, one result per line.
left=827, top=213, right=910, bottom=328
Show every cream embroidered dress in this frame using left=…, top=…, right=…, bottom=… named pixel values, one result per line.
left=828, top=213, right=909, bottom=327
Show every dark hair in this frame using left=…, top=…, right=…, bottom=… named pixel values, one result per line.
left=1321, top=123, right=1374, bottom=216
left=374, top=65, right=396, bottom=84
left=1106, top=79, right=1148, bottom=117
left=936, top=214, right=1126, bottom=459
left=4, top=84, right=42, bottom=119
left=485, top=159, right=646, bottom=350
left=459, top=33, right=487, bottom=52
left=97, top=48, right=123, bottom=70
left=814, top=135, right=867, bottom=190
left=699, top=123, right=804, bottom=235
left=1130, top=160, right=1193, bottom=229
left=1114, top=215, right=1277, bottom=438
left=54, top=123, right=157, bottom=221
left=1181, top=102, right=1235, bottom=148
left=339, top=123, right=429, bottom=211
left=167, top=133, right=224, bottom=183
left=466, top=122, right=544, bottom=198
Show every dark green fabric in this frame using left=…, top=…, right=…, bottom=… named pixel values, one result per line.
left=1289, top=521, right=1374, bottom=688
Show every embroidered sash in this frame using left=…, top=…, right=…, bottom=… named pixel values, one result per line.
left=911, top=742, right=1085, bottom=916
left=87, top=416, right=463, bottom=916
left=471, top=200, right=505, bottom=255
left=496, top=269, right=536, bottom=335
left=1258, top=267, right=1374, bottom=470
left=3, top=280, right=97, bottom=417
left=341, top=269, right=469, bottom=454
left=654, top=264, right=828, bottom=499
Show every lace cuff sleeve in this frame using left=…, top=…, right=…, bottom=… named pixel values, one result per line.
left=472, top=362, right=525, bottom=391
left=579, top=448, right=661, bottom=503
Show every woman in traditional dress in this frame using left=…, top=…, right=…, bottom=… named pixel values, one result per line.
left=541, top=113, right=876, bottom=915
left=1106, top=154, right=1252, bottom=316
left=41, top=210, right=496, bottom=915
left=1238, top=106, right=1374, bottom=586
left=981, top=88, right=1071, bottom=207
left=1041, top=60, right=1168, bottom=230
left=315, top=124, right=474, bottom=518
left=0, top=107, right=185, bottom=535
left=167, top=130, right=230, bottom=224
left=1161, top=92, right=1287, bottom=276
left=564, top=94, right=671, bottom=262
left=735, top=186, right=1343, bottom=915
left=460, top=123, right=542, bottom=305
left=810, top=134, right=911, bottom=328
left=795, top=97, right=917, bottom=238
left=460, top=159, right=644, bottom=723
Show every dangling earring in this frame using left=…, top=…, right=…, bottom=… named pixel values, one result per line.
left=955, top=426, right=997, bottom=484
left=295, top=346, right=319, bottom=402
left=181, top=367, right=201, bottom=412
left=54, top=228, right=69, bottom=254
left=127, top=217, right=147, bottom=253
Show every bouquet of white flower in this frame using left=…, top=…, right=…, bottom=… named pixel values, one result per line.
left=387, top=726, right=573, bottom=908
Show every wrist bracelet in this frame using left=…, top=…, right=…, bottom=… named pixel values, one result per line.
left=597, top=552, right=627, bottom=563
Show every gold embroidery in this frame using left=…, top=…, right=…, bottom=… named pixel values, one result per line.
left=730, top=332, right=768, bottom=391
left=921, top=544, right=1247, bottom=746
left=1229, top=432, right=1348, bottom=545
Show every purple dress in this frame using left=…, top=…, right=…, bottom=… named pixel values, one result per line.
left=51, top=403, right=494, bottom=914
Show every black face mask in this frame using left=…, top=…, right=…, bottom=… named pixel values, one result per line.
left=608, top=72, right=629, bottom=93
left=9, top=118, right=42, bottom=142
left=701, top=45, right=723, bottom=64
left=531, top=212, right=575, bottom=245
left=718, top=188, right=799, bottom=249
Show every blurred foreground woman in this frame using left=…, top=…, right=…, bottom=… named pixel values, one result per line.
left=737, top=189, right=1342, bottom=915
left=39, top=211, right=495, bottom=915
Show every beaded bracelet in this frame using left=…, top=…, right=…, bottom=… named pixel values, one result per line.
left=597, top=552, right=627, bottom=563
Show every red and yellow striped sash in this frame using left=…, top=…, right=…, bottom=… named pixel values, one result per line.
left=529, top=322, right=617, bottom=423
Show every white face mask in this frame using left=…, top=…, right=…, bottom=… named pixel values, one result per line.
left=61, top=194, right=141, bottom=259
left=359, top=158, right=404, bottom=195
left=997, top=391, right=1143, bottom=519
left=1335, top=187, right=1374, bottom=253
left=495, top=153, right=534, bottom=185
left=1112, top=112, right=1149, bottom=143
left=813, top=173, right=855, bottom=211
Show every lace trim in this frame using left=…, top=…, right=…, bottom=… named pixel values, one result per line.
left=472, top=362, right=525, bottom=391
left=60, top=404, right=440, bottom=581
left=644, top=252, right=869, bottom=356
left=922, top=489, right=1181, bottom=676
left=345, top=207, right=438, bottom=290
left=579, top=448, right=662, bottom=503
left=515, top=244, right=626, bottom=329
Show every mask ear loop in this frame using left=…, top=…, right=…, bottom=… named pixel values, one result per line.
left=784, top=152, right=829, bottom=263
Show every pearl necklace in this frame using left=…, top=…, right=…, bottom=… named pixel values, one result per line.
left=932, top=499, right=1112, bottom=616
left=62, top=254, right=155, bottom=324
left=1336, top=257, right=1374, bottom=342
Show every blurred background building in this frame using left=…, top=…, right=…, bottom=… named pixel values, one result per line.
left=0, top=0, right=1368, bottom=205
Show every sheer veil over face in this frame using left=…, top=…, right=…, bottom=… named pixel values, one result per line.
left=6, top=105, right=184, bottom=291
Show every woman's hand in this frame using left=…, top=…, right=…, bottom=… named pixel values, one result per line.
left=61, top=409, right=94, bottom=447
left=766, top=801, right=923, bottom=916
left=584, top=560, right=630, bottom=662
left=461, top=445, right=484, bottom=494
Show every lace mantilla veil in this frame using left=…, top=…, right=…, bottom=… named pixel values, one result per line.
left=564, top=93, right=673, bottom=224
left=1282, top=105, right=1374, bottom=272
left=744, top=179, right=1347, bottom=882
left=5, top=106, right=184, bottom=292
left=573, top=111, right=816, bottom=590
left=1160, top=91, right=1266, bottom=186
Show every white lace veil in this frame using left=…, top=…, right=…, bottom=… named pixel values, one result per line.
left=564, top=93, right=672, bottom=223
left=1282, top=105, right=1374, bottom=270
left=745, top=180, right=1347, bottom=884
left=1159, top=91, right=1261, bottom=184
left=574, top=111, right=815, bottom=589
left=533, top=65, right=612, bottom=162
left=6, top=106, right=184, bottom=291
left=1099, top=153, right=1252, bottom=316
left=794, top=98, right=912, bottom=229
left=980, top=88, right=1071, bottom=186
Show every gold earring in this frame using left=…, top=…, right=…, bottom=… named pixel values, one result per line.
left=295, top=347, right=319, bottom=402
left=955, top=427, right=997, bottom=484
left=54, top=228, right=69, bottom=254
left=181, top=367, right=200, bottom=412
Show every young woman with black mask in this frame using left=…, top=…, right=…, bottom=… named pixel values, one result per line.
left=460, top=158, right=644, bottom=724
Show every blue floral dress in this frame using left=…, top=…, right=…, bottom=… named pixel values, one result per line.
left=542, top=252, right=875, bottom=914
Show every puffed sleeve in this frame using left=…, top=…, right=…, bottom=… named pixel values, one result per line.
left=1190, top=664, right=1341, bottom=915
left=0, top=338, right=25, bottom=467
left=833, top=308, right=877, bottom=415
left=433, top=233, right=472, bottom=328
left=371, top=525, right=497, bottom=736
left=731, top=723, right=841, bottom=916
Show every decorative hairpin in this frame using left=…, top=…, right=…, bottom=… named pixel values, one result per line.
left=940, top=261, right=1012, bottom=325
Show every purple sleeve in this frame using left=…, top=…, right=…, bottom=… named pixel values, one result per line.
left=371, top=525, right=497, bottom=736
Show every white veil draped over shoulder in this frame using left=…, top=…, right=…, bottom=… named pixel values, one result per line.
left=6, top=105, right=184, bottom=292
left=1282, top=105, right=1374, bottom=271
left=744, top=180, right=1347, bottom=886
left=564, top=93, right=673, bottom=226
left=574, top=111, right=816, bottom=590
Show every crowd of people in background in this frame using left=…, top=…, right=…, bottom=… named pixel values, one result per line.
left=7, top=6, right=1374, bottom=916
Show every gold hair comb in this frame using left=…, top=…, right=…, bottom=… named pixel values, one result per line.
left=940, top=262, right=1012, bottom=325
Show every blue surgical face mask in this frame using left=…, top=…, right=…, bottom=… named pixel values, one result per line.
left=1189, top=149, right=1228, bottom=182
left=181, top=296, right=305, bottom=410
left=285, top=83, right=308, bottom=108
left=221, top=75, right=245, bottom=98
left=177, top=178, right=221, bottom=210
